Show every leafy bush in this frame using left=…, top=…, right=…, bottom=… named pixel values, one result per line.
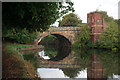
left=5, top=28, right=38, bottom=44
left=96, top=21, right=119, bottom=50
left=73, top=24, right=92, bottom=49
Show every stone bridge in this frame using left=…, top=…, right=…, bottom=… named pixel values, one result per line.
left=36, top=27, right=81, bottom=45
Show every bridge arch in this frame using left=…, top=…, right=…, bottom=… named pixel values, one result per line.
left=37, top=32, right=72, bottom=61
left=37, top=32, right=72, bottom=46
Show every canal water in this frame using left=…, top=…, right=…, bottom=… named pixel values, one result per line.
left=23, top=44, right=120, bottom=79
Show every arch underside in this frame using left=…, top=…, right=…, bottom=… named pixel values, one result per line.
left=49, top=34, right=71, bottom=61
left=39, top=33, right=72, bottom=61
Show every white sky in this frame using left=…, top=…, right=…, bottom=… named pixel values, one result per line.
left=52, top=0, right=120, bottom=27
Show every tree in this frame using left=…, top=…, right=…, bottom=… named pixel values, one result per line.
left=4, top=28, right=38, bottom=44
left=96, top=11, right=114, bottom=23
left=73, top=24, right=93, bottom=49
left=2, top=2, right=74, bottom=33
left=96, top=21, right=119, bottom=50
left=59, top=13, right=82, bottom=26
left=87, top=11, right=119, bottom=50
left=2, top=2, right=74, bottom=43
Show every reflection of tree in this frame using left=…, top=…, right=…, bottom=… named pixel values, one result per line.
left=23, top=53, right=39, bottom=69
left=44, top=45, right=58, bottom=59
left=119, top=53, right=120, bottom=75
left=60, top=68, right=80, bottom=78
left=73, top=48, right=119, bottom=78
left=87, top=49, right=119, bottom=78
left=39, top=35, right=59, bottom=59
left=73, top=48, right=91, bottom=70
left=96, top=50, right=119, bottom=77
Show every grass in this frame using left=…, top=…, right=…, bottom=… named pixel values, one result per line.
left=10, top=44, right=41, bottom=48
left=3, top=43, right=40, bottom=78
left=4, top=44, right=24, bottom=59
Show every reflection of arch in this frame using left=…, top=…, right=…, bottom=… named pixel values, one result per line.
left=37, top=32, right=71, bottom=46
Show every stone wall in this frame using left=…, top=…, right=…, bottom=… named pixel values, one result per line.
left=36, top=27, right=81, bottom=44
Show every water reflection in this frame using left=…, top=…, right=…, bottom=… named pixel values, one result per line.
left=37, top=68, right=69, bottom=78
left=73, top=49, right=119, bottom=79
left=87, top=53, right=105, bottom=79
left=37, top=68, right=87, bottom=78
left=39, top=34, right=72, bottom=61
left=38, top=44, right=71, bottom=61
left=23, top=46, right=119, bottom=79
left=60, top=68, right=86, bottom=78
left=38, top=50, right=50, bottom=59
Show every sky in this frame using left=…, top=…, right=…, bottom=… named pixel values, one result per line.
left=52, top=0, right=120, bottom=27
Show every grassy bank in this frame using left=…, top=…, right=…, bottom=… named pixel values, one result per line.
left=10, top=44, right=41, bottom=48
left=2, top=43, right=41, bottom=79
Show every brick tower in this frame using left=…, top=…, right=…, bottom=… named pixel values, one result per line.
left=87, top=11, right=106, bottom=43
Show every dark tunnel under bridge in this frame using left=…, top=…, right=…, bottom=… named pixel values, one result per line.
left=37, top=33, right=72, bottom=61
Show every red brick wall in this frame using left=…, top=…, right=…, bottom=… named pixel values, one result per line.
left=87, top=12, right=104, bottom=43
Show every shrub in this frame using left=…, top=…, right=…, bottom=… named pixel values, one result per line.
left=5, top=28, right=38, bottom=44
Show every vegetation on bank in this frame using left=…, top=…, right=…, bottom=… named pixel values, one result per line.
left=11, top=44, right=41, bottom=48
left=72, top=24, right=94, bottom=49
left=3, top=28, right=38, bottom=44
left=2, top=2, right=75, bottom=79
left=72, top=11, right=119, bottom=51
left=2, top=43, right=40, bottom=78
left=96, top=20, right=119, bottom=50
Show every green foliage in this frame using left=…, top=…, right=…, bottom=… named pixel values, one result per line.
left=5, top=44, right=23, bottom=59
left=73, top=48, right=92, bottom=69
left=44, top=45, right=58, bottom=59
left=77, top=23, right=87, bottom=27
left=118, top=19, right=120, bottom=26
left=115, top=19, right=120, bottom=25
left=96, top=21, right=119, bottom=49
left=59, top=13, right=82, bottom=26
left=73, top=24, right=92, bottom=48
left=10, top=44, right=39, bottom=48
left=2, top=2, right=74, bottom=33
left=96, top=11, right=114, bottom=23
left=39, top=35, right=59, bottom=59
left=40, top=35, right=59, bottom=45
left=5, top=28, right=38, bottom=44
left=61, top=68, right=80, bottom=78
left=44, top=48, right=57, bottom=59
left=73, top=48, right=119, bottom=77
left=87, top=11, right=120, bottom=50
left=97, top=50, right=119, bottom=77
